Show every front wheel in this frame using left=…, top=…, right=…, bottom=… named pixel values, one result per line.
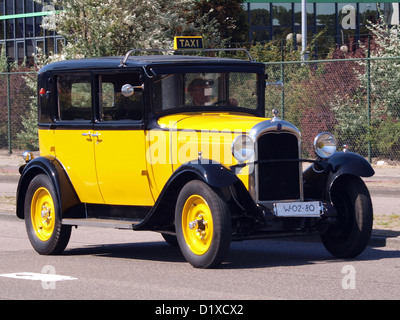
left=321, top=175, right=373, bottom=258
left=25, top=174, right=71, bottom=255
left=175, top=180, right=231, bottom=268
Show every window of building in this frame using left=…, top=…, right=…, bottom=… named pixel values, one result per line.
left=316, top=3, right=336, bottom=27
left=16, top=18, right=24, bottom=38
left=46, top=37, right=54, bottom=54
left=25, top=0, right=34, bottom=13
left=272, top=3, right=292, bottom=26
left=0, top=21, right=4, bottom=41
left=272, top=3, right=292, bottom=39
left=250, top=3, right=271, bottom=26
left=6, top=0, right=13, bottom=15
left=251, top=29, right=270, bottom=42
left=359, top=3, right=379, bottom=26
left=35, top=39, right=43, bottom=54
left=34, top=1, right=43, bottom=12
left=249, top=3, right=271, bottom=41
left=6, top=19, right=14, bottom=39
left=294, top=2, right=314, bottom=33
left=7, top=41, right=14, bottom=59
left=26, top=39, right=34, bottom=64
left=35, top=16, right=44, bottom=37
left=17, top=41, right=24, bottom=62
left=315, top=3, right=337, bottom=44
left=15, top=0, right=23, bottom=14
left=26, top=17, right=34, bottom=38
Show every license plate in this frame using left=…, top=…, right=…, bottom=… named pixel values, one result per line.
left=273, top=201, right=322, bottom=217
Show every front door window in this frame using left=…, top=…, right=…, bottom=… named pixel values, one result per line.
left=94, top=71, right=154, bottom=206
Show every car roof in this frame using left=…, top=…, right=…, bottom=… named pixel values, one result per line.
left=39, top=54, right=264, bottom=73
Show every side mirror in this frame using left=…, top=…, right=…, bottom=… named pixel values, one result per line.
left=121, top=83, right=144, bottom=97
left=266, top=80, right=283, bottom=91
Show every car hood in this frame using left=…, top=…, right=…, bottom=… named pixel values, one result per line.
left=157, top=112, right=268, bottom=132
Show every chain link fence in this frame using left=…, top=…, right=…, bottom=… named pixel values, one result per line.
left=265, top=57, right=400, bottom=164
left=1, top=57, right=400, bottom=163
left=0, top=71, right=37, bottom=153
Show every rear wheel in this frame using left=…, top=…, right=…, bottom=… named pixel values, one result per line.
left=321, top=175, right=373, bottom=258
left=175, top=180, right=231, bottom=268
left=25, top=174, right=71, bottom=255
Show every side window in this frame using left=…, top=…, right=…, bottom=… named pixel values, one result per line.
left=98, top=72, right=143, bottom=121
left=153, top=74, right=185, bottom=112
left=57, top=73, right=92, bottom=121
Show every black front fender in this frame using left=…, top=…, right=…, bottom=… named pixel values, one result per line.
left=172, top=160, right=240, bottom=189
left=326, top=151, right=374, bottom=178
left=303, top=152, right=374, bottom=201
left=134, top=160, right=255, bottom=231
left=16, top=156, right=80, bottom=220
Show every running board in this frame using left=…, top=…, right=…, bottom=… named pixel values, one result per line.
left=62, top=218, right=140, bottom=230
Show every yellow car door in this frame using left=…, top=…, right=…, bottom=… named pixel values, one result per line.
left=93, top=72, right=154, bottom=206
left=50, top=72, right=104, bottom=204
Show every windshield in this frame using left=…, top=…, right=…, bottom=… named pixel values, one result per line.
left=153, top=72, right=260, bottom=114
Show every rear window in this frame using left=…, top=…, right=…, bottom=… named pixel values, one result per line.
left=57, top=73, right=92, bottom=122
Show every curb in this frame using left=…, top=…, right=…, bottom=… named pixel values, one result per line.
left=369, top=230, right=400, bottom=249
left=275, top=230, right=400, bottom=250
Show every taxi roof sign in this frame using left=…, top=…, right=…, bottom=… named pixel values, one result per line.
left=174, top=36, right=203, bottom=50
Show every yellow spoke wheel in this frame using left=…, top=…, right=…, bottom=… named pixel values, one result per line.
left=31, top=187, right=55, bottom=241
left=25, top=174, right=71, bottom=255
left=181, top=195, right=214, bottom=255
left=176, top=180, right=231, bottom=268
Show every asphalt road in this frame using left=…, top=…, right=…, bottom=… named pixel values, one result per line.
left=0, top=161, right=399, bottom=301
left=1, top=212, right=400, bottom=301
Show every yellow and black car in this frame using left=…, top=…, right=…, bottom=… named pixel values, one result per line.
left=16, top=47, right=374, bottom=268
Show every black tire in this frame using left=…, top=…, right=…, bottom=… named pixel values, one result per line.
left=175, top=180, right=231, bottom=268
left=24, top=174, right=71, bottom=255
left=161, top=233, right=178, bottom=246
left=321, top=175, right=373, bottom=258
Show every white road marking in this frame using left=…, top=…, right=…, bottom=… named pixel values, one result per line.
left=0, top=272, right=77, bottom=282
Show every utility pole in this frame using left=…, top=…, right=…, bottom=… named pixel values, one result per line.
left=301, top=0, right=308, bottom=60
left=6, top=57, right=12, bottom=155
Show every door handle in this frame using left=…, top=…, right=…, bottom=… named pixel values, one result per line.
left=82, top=132, right=100, bottom=137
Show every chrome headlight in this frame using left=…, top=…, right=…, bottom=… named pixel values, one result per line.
left=314, top=132, right=337, bottom=159
left=232, top=135, right=254, bottom=163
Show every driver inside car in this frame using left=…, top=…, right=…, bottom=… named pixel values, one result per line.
left=187, top=78, right=212, bottom=106
left=187, top=77, right=238, bottom=107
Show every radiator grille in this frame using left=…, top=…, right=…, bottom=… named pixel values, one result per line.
left=257, top=132, right=300, bottom=201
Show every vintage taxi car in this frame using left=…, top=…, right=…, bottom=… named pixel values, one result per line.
left=16, top=44, right=374, bottom=268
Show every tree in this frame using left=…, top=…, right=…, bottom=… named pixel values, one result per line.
left=0, top=46, right=9, bottom=72
left=193, top=0, right=248, bottom=43
left=362, top=16, right=400, bottom=118
left=362, top=17, right=400, bottom=158
left=44, top=0, right=223, bottom=58
left=326, top=16, right=400, bottom=159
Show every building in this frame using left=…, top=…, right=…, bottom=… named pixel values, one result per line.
left=0, top=0, right=63, bottom=63
left=1, top=0, right=399, bottom=62
left=245, top=1, right=399, bottom=50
